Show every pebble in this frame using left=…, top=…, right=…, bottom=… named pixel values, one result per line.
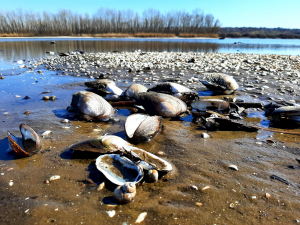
left=9, top=180, right=13, bottom=186
left=135, top=212, right=147, bottom=223
left=157, top=151, right=164, bottom=156
left=229, top=203, right=235, bottom=208
left=265, top=193, right=271, bottom=199
left=0, top=76, right=4, bottom=79
left=106, top=210, right=115, bottom=218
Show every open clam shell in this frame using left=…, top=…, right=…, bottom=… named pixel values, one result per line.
left=124, top=84, right=148, bottom=99
left=7, top=124, right=42, bottom=157
left=70, top=91, right=115, bottom=121
left=125, top=114, right=162, bottom=142
left=200, top=73, right=238, bottom=94
left=272, top=106, right=300, bottom=122
left=134, top=92, right=187, bottom=117
left=191, top=99, right=230, bottom=111
left=95, top=154, right=144, bottom=186
left=85, top=79, right=123, bottom=95
left=148, top=82, right=192, bottom=96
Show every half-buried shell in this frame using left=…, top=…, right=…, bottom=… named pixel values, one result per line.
left=125, top=114, right=162, bottom=142
left=191, top=99, right=230, bottom=111
left=70, top=91, right=115, bottom=121
left=148, top=82, right=193, bottom=97
left=123, top=84, right=148, bottom=99
left=200, top=73, right=239, bottom=94
left=7, top=124, right=42, bottom=157
left=134, top=92, right=187, bottom=117
left=95, top=154, right=144, bottom=186
left=272, top=106, right=300, bottom=122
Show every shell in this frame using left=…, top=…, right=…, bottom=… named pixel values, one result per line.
left=191, top=99, right=230, bottom=111
left=95, top=154, right=144, bottom=186
left=134, top=92, right=187, bottom=117
left=7, top=124, right=42, bottom=157
left=125, top=114, right=162, bottom=142
left=272, top=106, right=300, bottom=122
left=85, top=79, right=123, bottom=96
left=70, top=135, right=132, bottom=153
left=114, top=182, right=136, bottom=203
left=200, top=73, right=239, bottom=94
left=148, top=82, right=192, bottom=96
left=135, top=212, right=147, bottom=223
left=70, top=91, right=115, bottom=121
left=124, top=84, right=148, bottom=99
left=228, top=164, right=238, bottom=171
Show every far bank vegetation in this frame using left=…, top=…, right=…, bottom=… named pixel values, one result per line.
left=0, top=8, right=221, bottom=38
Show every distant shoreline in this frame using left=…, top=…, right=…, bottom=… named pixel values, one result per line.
left=0, top=36, right=219, bottom=39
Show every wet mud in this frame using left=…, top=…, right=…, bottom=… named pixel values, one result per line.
left=0, top=55, right=300, bottom=225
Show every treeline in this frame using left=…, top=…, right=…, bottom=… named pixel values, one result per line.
left=0, top=8, right=221, bottom=37
left=219, top=27, right=300, bottom=39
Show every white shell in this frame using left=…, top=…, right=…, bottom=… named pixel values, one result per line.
left=135, top=212, right=147, bottom=223
left=95, top=154, right=143, bottom=186
left=201, top=73, right=239, bottom=94
left=125, top=114, right=149, bottom=138
left=191, top=99, right=230, bottom=111
left=71, top=91, right=115, bottom=121
left=228, top=164, right=238, bottom=171
left=124, top=84, right=148, bottom=99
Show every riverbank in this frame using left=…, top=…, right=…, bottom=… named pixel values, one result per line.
left=0, top=51, right=300, bottom=224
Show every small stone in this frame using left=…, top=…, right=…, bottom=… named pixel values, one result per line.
left=0, top=76, right=4, bottom=79
left=9, top=180, right=13, bottom=186
left=229, top=203, right=235, bottom=208
left=106, top=210, right=115, bottom=218
left=44, top=180, right=50, bottom=184
left=42, top=96, right=50, bottom=100
left=157, top=151, right=164, bottom=156
left=24, top=96, right=30, bottom=99
left=195, top=202, right=203, bottom=207
left=61, top=119, right=69, bottom=123
left=265, top=193, right=271, bottom=199
left=24, top=110, right=30, bottom=115
left=50, top=96, right=56, bottom=101
left=97, top=182, right=105, bottom=191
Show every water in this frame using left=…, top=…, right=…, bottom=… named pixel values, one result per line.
left=0, top=38, right=300, bottom=70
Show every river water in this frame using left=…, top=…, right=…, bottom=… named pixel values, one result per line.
left=0, top=38, right=300, bottom=225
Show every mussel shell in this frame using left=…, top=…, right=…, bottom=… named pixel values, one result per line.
left=7, top=131, right=30, bottom=157
left=148, top=82, right=192, bottom=96
left=95, top=154, right=144, bottom=186
left=85, top=79, right=123, bottom=95
left=125, top=114, right=162, bottom=142
left=70, top=135, right=133, bottom=153
left=124, top=84, right=148, bottom=99
left=200, top=73, right=238, bottom=94
left=191, top=99, right=230, bottom=111
left=71, top=91, right=115, bottom=121
left=134, top=92, right=187, bottom=117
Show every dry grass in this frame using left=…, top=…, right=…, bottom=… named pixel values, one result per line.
left=133, top=33, right=176, bottom=37
left=178, top=33, right=219, bottom=38
left=0, top=33, right=36, bottom=37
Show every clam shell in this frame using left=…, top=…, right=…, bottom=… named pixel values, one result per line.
left=95, top=154, right=144, bottom=186
left=148, top=82, right=192, bottom=96
left=272, top=106, right=300, bottom=122
left=7, top=124, right=42, bottom=157
left=125, top=114, right=162, bottom=142
left=134, top=92, right=187, bottom=117
left=70, top=135, right=133, bottom=153
left=191, top=99, right=230, bottom=111
left=85, top=79, right=123, bottom=96
left=114, top=182, right=136, bottom=203
left=124, top=84, right=148, bottom=99
left=200, top=73, right=238, bottom=94
left=71, top=91, right=115, bottom=121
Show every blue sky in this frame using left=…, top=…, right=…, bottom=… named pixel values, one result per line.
left=0, top=0, right=299, bottom=28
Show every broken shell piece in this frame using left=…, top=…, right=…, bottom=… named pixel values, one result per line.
left=135, top=212, right=147, bottom=223
left=228, top=164, right=238, bottom=171
left=229, top=203, right=235, bottom=208
left=191, top=99, right=230, bottom=111
left=134, top=92, right=187, bottom=117
left=71, top=91, right=115, bottom=121
left=265, top=193, right=271, bottom=199
left=195, top=202, right=203, bottom=207
left=106, top=210, right=116, bottom=218
left=200, top=73, right=239, bottom=94
left=97, top=182, right=105, bottom=191
left=125, top=114, right=162, bottom=142
left=114, top=182, right=136, bottom=204
left=85, top=79, right=123, bottom=96
left=148, top=82, right=193, bottom=96
left=42, top=130, right=52, bottom=136
left=7, top=124, right=42, bottom=157
left=272, top=106, right=300, bottom=122
left=49, top=175, right=60, bottom=181
left=201, top=186, right=211, bottom=191
left=124, top=84, right=148, bottom=99
left=95, top=154, right=144, bottom=186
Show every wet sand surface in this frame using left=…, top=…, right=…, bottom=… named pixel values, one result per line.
left=0, top=54, right=300, bottom=225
